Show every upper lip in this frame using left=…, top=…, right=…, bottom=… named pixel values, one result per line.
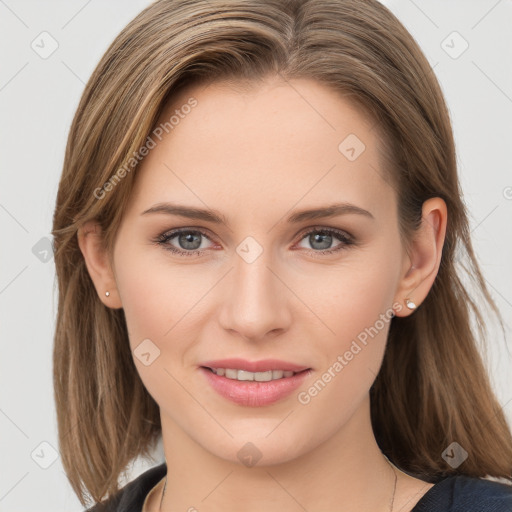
left=200, top=358, right=310, bottom=373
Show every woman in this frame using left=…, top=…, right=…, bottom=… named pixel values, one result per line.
left=51, top=0, right=512, bottom=510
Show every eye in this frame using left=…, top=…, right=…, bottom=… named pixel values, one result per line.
left=153, top=226, right=355, bottom=257
left=153, top=228, right=216, bottom=257
left=294, top=227, right=354, bottom=255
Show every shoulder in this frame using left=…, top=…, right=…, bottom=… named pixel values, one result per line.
left=85, top=462, right=167, bottom=512
left=412, top=474, right=512, bottom=512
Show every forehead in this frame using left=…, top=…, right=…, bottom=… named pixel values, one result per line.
left=128, top=77, right=395, bottom=222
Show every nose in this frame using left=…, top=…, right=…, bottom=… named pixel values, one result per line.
left=218, top=245, right=292, bottom=342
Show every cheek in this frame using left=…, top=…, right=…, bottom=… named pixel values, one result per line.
left=113, top=241, right=200, bottom=343
left=115, top=233, right=401, bottom=354
left=113, top=246, right=218, bottom=393
left=114, top=230, right=401, bottom=397
left=303, top=249, right=400, bottom=346
left=297, top=247, right=400, bottom=397
left=112, top=247, right=208, bottom=410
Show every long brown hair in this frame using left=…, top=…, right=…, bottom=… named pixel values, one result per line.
left=52, top=0, right=512, bottom=506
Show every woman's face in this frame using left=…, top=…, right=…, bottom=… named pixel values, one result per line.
left=110, top=77, right=410, bottom=465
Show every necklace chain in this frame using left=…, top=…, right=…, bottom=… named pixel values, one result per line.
left=384, top=454, right=398, bottom=512
left=159, top=455, right=397, bottom=511
left=160, top=477, right=166, bottom=510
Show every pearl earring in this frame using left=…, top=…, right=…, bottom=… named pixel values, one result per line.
left=105, top=291, right=110, bottom=297
left=405, top=298, right=416, bottom=310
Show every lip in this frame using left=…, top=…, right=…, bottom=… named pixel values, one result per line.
left=199, top=358, right=310, bottom=373
left=199, top=364, right=312, bottom=407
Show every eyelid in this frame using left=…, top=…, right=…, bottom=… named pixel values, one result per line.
left=294, top=224, right=354, bottom=241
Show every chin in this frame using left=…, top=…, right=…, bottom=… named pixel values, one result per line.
left=199, top=428, right=312, bottom=468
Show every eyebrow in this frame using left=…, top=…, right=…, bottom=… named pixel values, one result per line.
left=141, top=202, right=374, bottom=225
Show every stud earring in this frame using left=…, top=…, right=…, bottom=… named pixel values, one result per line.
left=105, top=291, right=110, bottom=297
left=405, top=298, right=416, bottom=310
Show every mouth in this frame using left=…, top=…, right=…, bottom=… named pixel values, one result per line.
left=198, top=360, right=312, bottom=407
left=201, top=366, right=308, bottom=381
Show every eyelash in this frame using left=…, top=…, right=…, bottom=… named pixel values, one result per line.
left=153, top=226, right=355, bottom=258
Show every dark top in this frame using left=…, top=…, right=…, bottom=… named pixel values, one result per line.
left=86, top=463, right=512, bottom=511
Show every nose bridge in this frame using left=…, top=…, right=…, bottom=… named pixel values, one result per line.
left=219, top=239, right=291, bottom=340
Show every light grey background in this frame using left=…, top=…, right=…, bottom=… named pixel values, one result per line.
left=1, top=1, right=511, bottom=510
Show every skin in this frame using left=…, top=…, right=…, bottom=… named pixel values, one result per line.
left=78, top=76, right=447, bottom=511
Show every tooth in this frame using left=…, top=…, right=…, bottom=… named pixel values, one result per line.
left=225, top=368, right=238, bottom=379
left=214, top=368, right=297, bottom=381
left=237, top=370, right=254, bottom=381
left=254, top=370, right=273, bottom=382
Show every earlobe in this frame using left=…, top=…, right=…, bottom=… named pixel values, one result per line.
left=393, top=197, right=448, bottom=317
left=77, top=221, right=123, bottom=309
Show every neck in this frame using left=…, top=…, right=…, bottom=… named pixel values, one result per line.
left=159, top=395, right=397, bottom=512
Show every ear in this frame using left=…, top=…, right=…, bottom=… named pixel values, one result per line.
left=77, top=220, right=123, bottom=309
left=393, top=197, right=447, bottom=317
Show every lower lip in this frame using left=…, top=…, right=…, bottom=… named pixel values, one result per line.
left=199, top=367, right=311, bottom=407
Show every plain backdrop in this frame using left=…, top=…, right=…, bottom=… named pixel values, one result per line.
left=1, top=1, right=511, bottom=510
